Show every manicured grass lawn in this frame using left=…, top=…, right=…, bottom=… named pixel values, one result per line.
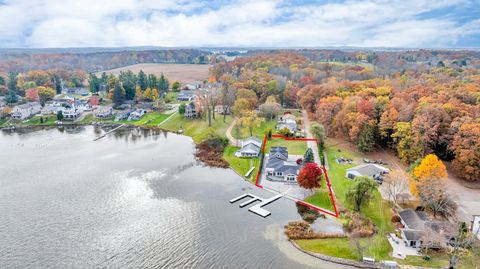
left=397, top=254, right=449, bottom=268
left=304, top=189, right=335, bottom=212
left=161, top=113, right=233, bottom=143
left=223, top=146, right=259, bottom=182
left=264, top=137, right=307, bottom=155
left=21, top=115, right=57, bottom=126
left=296, top=238, right=358, bottom=260
left=296, top=142, right=395, bottom=261
left=232, top=120, right=276, bottom=139
left=130, top=112, right=172, bottom=126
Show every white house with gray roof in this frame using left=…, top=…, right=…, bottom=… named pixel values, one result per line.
left=235, top=136, right=262, bottom=157
left=265, top=147, right=302, bottom=182
left=11, top=102, right=41, bottom=120
left=346, top=164, right=389, bottom=180
left=276, top=118, right=298, bottom=132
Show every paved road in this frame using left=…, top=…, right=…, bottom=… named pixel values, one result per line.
left=302, top=110, right=322, bottom=167
left=225, top=117, right=240, bottom=146
left=444, top=176, right=480, bottom=223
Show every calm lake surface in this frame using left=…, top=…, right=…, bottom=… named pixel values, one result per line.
left=0, top=126, right=348, bottom=269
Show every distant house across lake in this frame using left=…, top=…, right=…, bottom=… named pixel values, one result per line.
left=11, top=102, right=41, bottom=120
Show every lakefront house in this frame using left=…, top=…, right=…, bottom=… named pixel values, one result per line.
left=265, top=147, right=301, bottom=182
left=11, top=102, right=41, bottom=120
left=235, top=136, right=262, bottom=157
left=184, top=102, right=198, bottom=118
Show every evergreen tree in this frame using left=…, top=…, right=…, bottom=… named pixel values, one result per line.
left=5, top=90, right=18, bottom=104
left=112, top=83, right=125, bottom=107
left=100, top=72, right=108, bottom=86
left=0, top=75, right=5, bottom=86
left=137, top=70, right=147, bottom=91
left=303, top=148, right=315, bottom=163
left=158, top=73, right=169, bottom=93
left=119, top=71, right=136, bottom=100
left=147, top=74, right=157, bottom=89
left=7, top=72, right=17, bottom=92
left=57, top=111, right=64, bottom=121
left=53, top=74, right=62, bottom=94
left=178, top=104, right=186, bottom=114
left=71, top=74, right=82, bottom=87
left=88, top=73, right=100, bottom=93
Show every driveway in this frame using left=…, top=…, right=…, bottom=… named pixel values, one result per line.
left=301, top=110, right=322, bottom=167
left=443, top=175, right=480, bottom=223
left=258, top=154, right=309, bottom=200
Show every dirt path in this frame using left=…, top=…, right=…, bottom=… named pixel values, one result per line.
left=225, top=117, right=240, bottom=146
left=302, top=110, right=322, bottom=167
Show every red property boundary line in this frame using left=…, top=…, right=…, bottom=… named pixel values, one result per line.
left=254, top=134, right=339, bottom=218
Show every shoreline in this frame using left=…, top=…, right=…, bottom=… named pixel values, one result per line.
left=1, top=122, right=378, bottom=269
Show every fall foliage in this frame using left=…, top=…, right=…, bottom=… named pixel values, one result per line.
left=297, top=163, right=322, bottom=190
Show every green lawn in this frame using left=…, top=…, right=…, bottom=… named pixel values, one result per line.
left=264, top=137, right=307, bottom=155
left=127, top=112, right=172, bottom=126
left=21, top=115, right=57, bottom=126
left=161, top=113, right=233, bottom=143
left=397, top=255, right=449, bottom=268
left=223, top=146, right=259, bottom=182
left=165, top=91, right=178, bottom=103
left=232, top=120, right=276, bottom=139
left=304, top=189, right=335, bottom=212
left=296, top=142, right=395, bottom=261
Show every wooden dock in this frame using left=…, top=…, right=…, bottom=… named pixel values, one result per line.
left=93, top=124, right=125, bottom=141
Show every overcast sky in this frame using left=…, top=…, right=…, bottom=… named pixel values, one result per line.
left=0, top=0, right=479, bottom=48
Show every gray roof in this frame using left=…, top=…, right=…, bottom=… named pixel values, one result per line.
left=239, top=143, right=260, bottom=154
left=399, top=209, right=425, bottom=230
left=266, top=147, right=300, bottom=175
left=402, top=229, right=423, bottom=241
left=347, top=164, right=388, bottom=177
left=277, top=119, right=297, bottom=131
left=242, top=136, right=262, bottom=146
left=269, top=147, right=288, bottom=160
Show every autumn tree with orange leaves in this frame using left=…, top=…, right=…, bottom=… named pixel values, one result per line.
left=411, top=154, right=448, bottom=195
left=297, top=163, right=322, bottom=192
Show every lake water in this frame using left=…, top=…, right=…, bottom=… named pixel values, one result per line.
left=0, top=126, right=349, bottom=269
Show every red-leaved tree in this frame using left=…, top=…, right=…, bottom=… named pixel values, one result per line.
left=297, top=163, right=322, bottom=192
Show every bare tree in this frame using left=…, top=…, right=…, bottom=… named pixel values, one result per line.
left=221, top=81, right=235, bottom=123
left=418, top=180, right=457, bottom=218
left=448, top=222, right=478, bottom=269
left=385, top=170, right=408, bottom=207
left=197, top=85, right=221, bottom=127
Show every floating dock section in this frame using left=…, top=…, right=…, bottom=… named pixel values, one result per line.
left=230, top=193, right=282, bottom=217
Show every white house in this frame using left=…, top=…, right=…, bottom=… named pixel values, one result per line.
left=276, top=118, right=298, bottom=132
left=62, top=107, right=80, bottom=120
left=11, top=102, right=41, bottom=120
left=128, top=109, right=146, bottom=121
left=265, top=147, right=301, bottom=183
left=95, top=107, right=113, bottom=118
left=346, top=164, right=389, bottom=180
left=472, top=215, right=480, bottom=240
left=184, top=102, right=198, bottom=118
left=235, top=137, right=262, bottom=157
